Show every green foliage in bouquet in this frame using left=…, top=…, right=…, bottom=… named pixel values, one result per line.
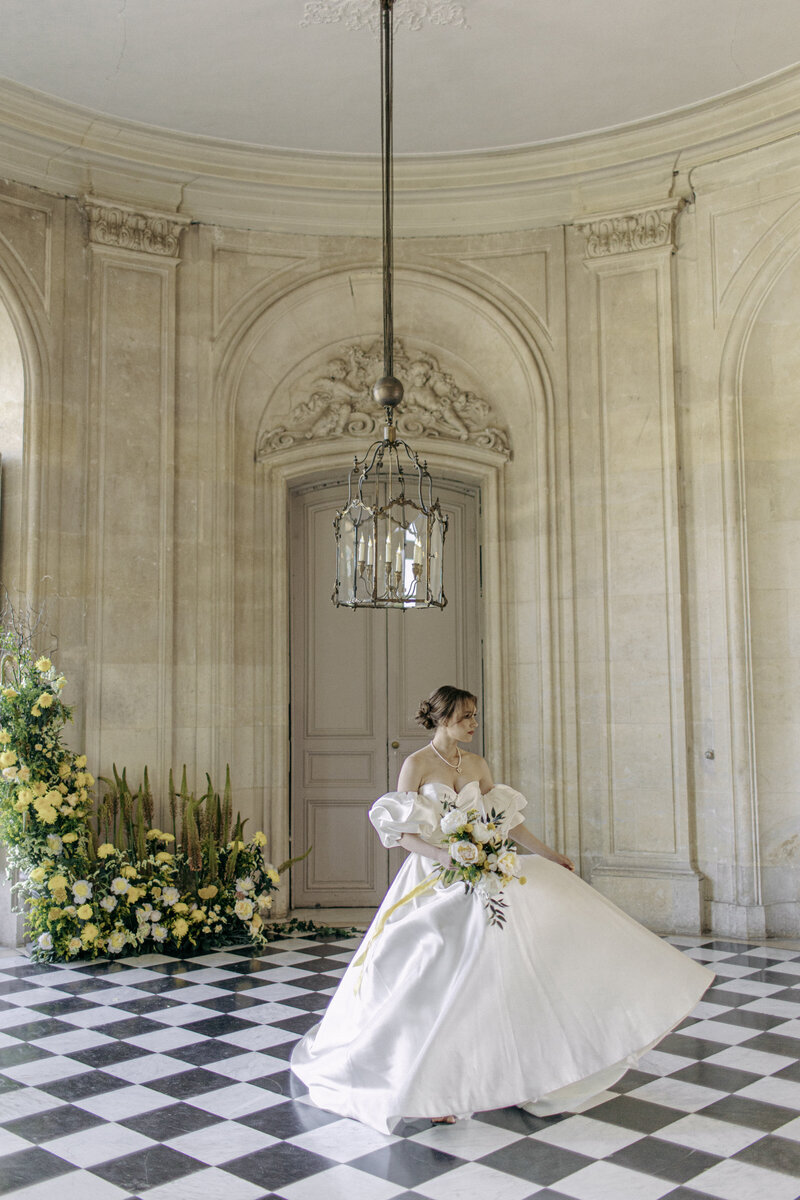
left=0, top=613, right=310, bottom=962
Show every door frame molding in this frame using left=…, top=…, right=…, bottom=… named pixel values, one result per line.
left=262, top=439, right=509, bottom=914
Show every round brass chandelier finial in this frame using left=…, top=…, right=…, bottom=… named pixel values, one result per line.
left=372, top=376, right=404, bottom=409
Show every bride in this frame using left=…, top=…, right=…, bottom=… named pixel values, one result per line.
left=291, top=685, right=714, bottom=1132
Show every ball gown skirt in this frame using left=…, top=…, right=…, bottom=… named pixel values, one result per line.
left=290, top=782, right=714, bottom=1134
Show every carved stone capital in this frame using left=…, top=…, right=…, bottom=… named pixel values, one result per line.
left=256, top=338, right=511, bottom=461
left=82, top=198, right=190, bottom=258
left=577, top=202, right=685, bottom=259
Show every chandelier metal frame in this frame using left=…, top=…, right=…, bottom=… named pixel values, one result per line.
left=332, top=0, right=448, bottom=610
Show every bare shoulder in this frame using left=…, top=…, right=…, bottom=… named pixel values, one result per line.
left=396, top=748, right=427, bottom=791
left=464, top=751, right=493, bottom=787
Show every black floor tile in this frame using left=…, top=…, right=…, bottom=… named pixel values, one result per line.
left=481, top=1140, right=594, bottom=1186
left=272, top=1013, right=320, bottom=1036
left=606, top=1135, right=721, bottom=1183
left=225, top=1142, right=338, bottom=1190
left=0, top=1043, right=51, bottom=1069
left=167, top=1039, right=247, bottom=1067
left=239, top=1099, right=338, bottom=1138
left=145, top=1066, right=232, bottom=1099
left=91, top=1143, right=202, bottom=1190
left=66, top=1040, right=148, bottom=1069
left=3, top=1019, right=75, bottom=1042
left=99, top=1015, right=166, bottom=1040
left=587, top=1094, right=685, bottom=1133
left=659, top=1034, right=727, bottom=1060
left=475, top=1105, right=564, bottom=1135
left=734, top=1133, right=800, bottom=1176
left=121, top=1101, right=221, bottom=1139
left=348, top=1141, right=462, bottom=1188
left=3, top=1103, right=103, bottom=1142
left=113, top=995, right=183, bottom=1016
left=183, top=1014, right=259, bottom=1038
left=0, top=1146, right=74, bottom=1195
left=670, top=1061, right=760, bottom=1091
left=701, top=1094, right=798, bottom=1131
left=38, top=1069, right=130, bottom=1102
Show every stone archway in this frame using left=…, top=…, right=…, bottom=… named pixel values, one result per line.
left=212, top=263, right=561, bottom=913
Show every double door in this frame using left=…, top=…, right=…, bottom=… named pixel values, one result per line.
left=290, top=478, right=482, bottom=907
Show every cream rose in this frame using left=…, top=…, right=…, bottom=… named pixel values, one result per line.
left=495, top=849, right=518, bottom=877
left=449, top=839, right=480, bottom=866
left=440, top=807, right=467, bottom=836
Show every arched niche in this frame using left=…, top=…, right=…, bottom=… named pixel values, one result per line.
left=211, top=264, right=563, bottom=911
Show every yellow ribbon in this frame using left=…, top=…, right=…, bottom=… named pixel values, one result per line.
left=352, top=870, right=437, bottom=994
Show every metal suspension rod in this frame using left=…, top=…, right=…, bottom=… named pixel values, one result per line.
left=380, top=0, right=394, bottom=381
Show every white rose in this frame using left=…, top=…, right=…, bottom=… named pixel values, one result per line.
left=236, top=876, right=255, bottom=893
left=37, top=932, right=53, bottom=950
left=495, top=849, right=518, bottom=877
left=440, top=808, right=466, bottom=835
left=161, top=887, right=180, bottom=907
left=471, top=822, right=492, bottom=844
left=100, top=895, right=118, bottom=912
left=235, top=898, right=254, bottom=920
left=151, top=924, right=168, bottom=942
left=450, top=840, right=480, bottom=866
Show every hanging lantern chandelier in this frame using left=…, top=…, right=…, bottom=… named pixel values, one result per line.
left=332, top=0, right=448, bottom=610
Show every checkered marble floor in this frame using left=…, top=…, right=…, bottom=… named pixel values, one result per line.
left=0, top=936, right=799, bottom=1200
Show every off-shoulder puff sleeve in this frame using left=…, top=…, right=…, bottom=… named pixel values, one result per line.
left=484, top=784, right=528, bottom=833
left=368, top=791, right=440, bottom=849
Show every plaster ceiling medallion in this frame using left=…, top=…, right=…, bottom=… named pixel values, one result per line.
left=300, top=0, right=468, bottom=33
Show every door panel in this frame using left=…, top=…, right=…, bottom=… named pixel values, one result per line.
left=290, top=478, right=481, bottom=907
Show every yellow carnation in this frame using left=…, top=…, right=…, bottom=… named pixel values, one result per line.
left=62, top=832, right=78, bottom=844
left=74, top=755, right=87, bottom=769
left=81, top=923, right=98, bottom=942
left=35, top=656, right=52, bottom=672
left=266, top=868, right=280, bottom=886
left=32, top=781, right=47, bottom=797
left=58, top=761, right=71, bottom=778
left=0, top=730, right=11, bottom=745
left=172, top=902, right=188, bottom=914
left=126, top=887, right=143, bottom=903
left=155, top=851, right=173, bottom=864
left=2, top=687, right=17, bottom=700
left=47, top=874, right=67, bottom=893
left=28, top=866, right=46, bottom=884
left=37, top=693, right=54, bottom=710
left=96, top=843, right=116, bottom=859
left=76, top=904, right=93, bottom=920
left=122, top=865, right=138, bottom=879
left=198, top=885, right=217, bottom=900
left=0, top=750, right=17, bottom=768
left=172, top=917, right=189, bottom=939
left=48, top=907, right=62, bottom=920
left=252, top=831, right=267, bottom=846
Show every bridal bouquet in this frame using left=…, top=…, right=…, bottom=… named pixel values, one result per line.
left=435, top=799, right=526, bottom=927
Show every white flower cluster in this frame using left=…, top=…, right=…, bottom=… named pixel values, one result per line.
left=435, top=800, right=526, bottom=926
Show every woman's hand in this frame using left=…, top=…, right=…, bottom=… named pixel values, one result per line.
left=550, top=851, right=575, bottom=871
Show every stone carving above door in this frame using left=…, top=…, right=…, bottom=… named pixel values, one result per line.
left=256, top=339, right=511, bottom=460
left=300, top=1, right=469, bottom=33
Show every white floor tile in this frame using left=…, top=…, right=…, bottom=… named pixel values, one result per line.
left=637, top=1048, right=696, bottom=1076
left=187, top=1080, right=281, bottom=1118
left=2, top=1054, right=89, bottom=1086
left=770, top=1019, right=800, bottom=1040
left=236, top=983, right=308, bottom=1002
left=31, top=1028, right=113, bottom=1054
left=410, top=1117, right=521, bottom=1161
left=737, top=1075, right=800, bottom=1109
left=126, top=1026, right=206, bottom=1052
left=142, top=1166, right=267, bottom=1200
left=136, top=1002, right=220, bottom=1026
left=57, top=1005, right=131, bottom=1028
left=218, top=1023, right=299, bottom=1050
left=278, top=1164, right=405, bottom=1200
left=705, top=1045, right=798, bottom=1075
left=107, top=1051, right=193, bottom=1083
left=176, top=967, right=249, bottom=984
left=0, top=1006, right=40, bottom=1029
left=235, top=1001, right=310, bottom=1024
left=0, top=1086, right=65, bottom=1121
left=9, top=1170, right=131, bottom=1199
left=656, top=1112, right=764, bottom=1156
left=710, top=962, right=760, bottom=978
left=158, top=984, right=230, bottom=1003
left=775, top=1114, right=800, bottom=1142
left=42, top=1120, right=157, bottom=1166
left=714, top=978, right=786, bottom=997
left=554, top=1160, right=675, bottom=1200
left=0, top=1126, right=33, bottom=1155
left=73, top=1083, right=171, bottom=1120
left=742, top=996, right=800, bottom=1018
left=676, top=1019, right=760, bottom=1045
left=414, top=1161, right=540, bottom=1200
left=627, top=1077, right=727, bottom=1112
left=287, top=1116, right=399, bottom=1163
left=23, top=970, right=89, bottom=987
left=3, top=987, right=72, bottom=1007
left=203, top=1050, right=287, bottom=1081
left=246, top=965, right=312, bottom=983
left=166, top=1119, right=278, bottom=1164
left=689, top=1157, right=800, bottom=1200
left=530, top=1113, right=645, bottom=1157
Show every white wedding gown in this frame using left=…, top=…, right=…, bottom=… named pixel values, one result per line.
left=291, top=781, right=714, bottom=1133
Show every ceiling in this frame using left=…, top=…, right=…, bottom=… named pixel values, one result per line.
left=1, top=0, right=800, bottom=156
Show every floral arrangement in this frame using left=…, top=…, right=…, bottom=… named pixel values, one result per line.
left=435, top=798, right=526, bottom=926
left=0, top=617, right=306, bottom=962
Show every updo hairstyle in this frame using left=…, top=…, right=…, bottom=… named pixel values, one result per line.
left=415, top=685, right=477, bottom=731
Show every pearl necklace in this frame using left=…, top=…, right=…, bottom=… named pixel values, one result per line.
left=429, top=740, right=462, bottom=774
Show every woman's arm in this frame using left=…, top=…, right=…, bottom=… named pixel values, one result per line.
left=512, top=822, right=575, bottom=870
left=394, top=754, right=450, bottom=865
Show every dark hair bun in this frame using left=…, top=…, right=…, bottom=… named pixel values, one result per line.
left=414, top=699, right=436, bottom=730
